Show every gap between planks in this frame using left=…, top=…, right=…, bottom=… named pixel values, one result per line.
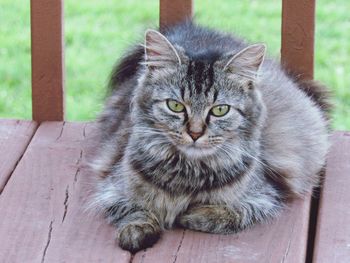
left=0, top=122, right=131, bottom=262
left=1, top=120, right=342, bottom=262
left=312, top=132, right=350, bottom=262
left=0, top=120, right=39, bottom=194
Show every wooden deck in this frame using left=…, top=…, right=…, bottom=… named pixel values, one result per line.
left=0, top=120, right=349, bottom=262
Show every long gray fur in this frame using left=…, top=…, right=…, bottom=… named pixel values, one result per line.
left=90, top=22, right=329, bottom=253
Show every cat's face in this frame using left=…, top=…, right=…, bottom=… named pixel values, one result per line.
left=144, top=67, right=257, bottom=157
left=134, top=30, right=266, bottom=158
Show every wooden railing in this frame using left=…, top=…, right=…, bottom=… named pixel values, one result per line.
left=31, top=0, right=65, bottom=122
left=29, top=0, right=315, bottom=122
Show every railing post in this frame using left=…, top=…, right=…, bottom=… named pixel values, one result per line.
left=281, top=0, right=315, bottom=80
left=31, top=0, right=65, bottom=122
left=159, top=0, right=193, bottom=32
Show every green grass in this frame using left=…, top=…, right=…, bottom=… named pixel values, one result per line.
left=1, top=0, right=349, bottom=129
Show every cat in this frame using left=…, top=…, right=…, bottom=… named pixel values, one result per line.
left=90, top=21, right=330, bottom=253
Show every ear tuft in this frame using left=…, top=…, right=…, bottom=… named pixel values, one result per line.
left=223, top=44, right=266, bottom=80
left=144, top=29, right=182, bottom=69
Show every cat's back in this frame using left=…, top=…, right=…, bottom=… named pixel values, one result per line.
left=258, top=60, right=329, bottom=195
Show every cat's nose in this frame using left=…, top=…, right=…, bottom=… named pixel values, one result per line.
left=188, top=131, right=203, bottom=141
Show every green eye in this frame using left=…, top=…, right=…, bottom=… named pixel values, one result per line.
left=167, top=99, right=185, bottom=113
left=211, top=105, right=230, bottom=117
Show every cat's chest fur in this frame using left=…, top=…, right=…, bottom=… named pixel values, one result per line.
left=127, top=139, right=255, bottom=195
left=128, top=175, right=191, bottom=227
left=125, top=149, right=256, bottom=227
left=128, top=174, right=246, bottom=228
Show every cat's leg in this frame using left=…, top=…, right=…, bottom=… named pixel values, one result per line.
left=93, top=175, right=162, bottom=253
left=105, top=202, right=161, bottom=253
left=177, top=205, right=242, bottom=234
left=177, top=186, right=281, bottom=234
left=116, top=211, right=161, bottom=253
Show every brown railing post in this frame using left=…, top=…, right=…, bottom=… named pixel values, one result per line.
left=31, top=0, right=65, bottom=122
left=281, top=0, right=315, bottom=80
left=159, top=0, right=193, bottom=32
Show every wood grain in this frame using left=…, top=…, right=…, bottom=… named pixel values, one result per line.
left=0, top=120, right=37, bottom=193
left=31, top=0, right=65, bottom=122
left=160, top=0, right=193, bottom=32
left=281, top=0, right=315, bottom=79
left=313, top=132, right=350, bottom=262
left=133, top=196, right=312, bottom=262
left=1, top=121, right=347, bottom=261
left=0, top=122, right=130, bottom=263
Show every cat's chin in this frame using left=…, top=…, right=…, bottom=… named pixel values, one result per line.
left=178, top=144, right=217, bottom=159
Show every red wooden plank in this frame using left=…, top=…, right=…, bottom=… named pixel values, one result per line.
left=281, top=0, right=315, bottom=80
left=159, top=0, right=193, bottom=31
left=0, top=120, right=37, bottom=192
left=133, top=197, right=311, bottom=262
left=31, top=0, right=65, bottom=122
left=0, top=122, right=130, bottom=263
left=313, top=132, right=350, bottom=262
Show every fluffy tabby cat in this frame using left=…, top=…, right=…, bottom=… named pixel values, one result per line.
left=90, top=22, right=330, bottom=253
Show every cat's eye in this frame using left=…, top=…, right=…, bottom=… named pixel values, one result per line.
left=167, top=99, right=185, bottom=113
left=210, top=105, right=230, bottom=117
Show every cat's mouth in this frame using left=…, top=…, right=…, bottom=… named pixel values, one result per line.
left=188, top=142, right=210, bottom=149
left=178, top=142, right=217, bottom=158
left=167, top=132, right=219, bottom=157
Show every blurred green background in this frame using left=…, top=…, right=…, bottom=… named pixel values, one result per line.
left=1, top=0, right=349, bottom=129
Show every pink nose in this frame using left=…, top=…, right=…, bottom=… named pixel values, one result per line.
left=189, top=131, right=203, bottom=141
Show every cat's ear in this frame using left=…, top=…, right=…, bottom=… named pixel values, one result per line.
left=144, top=29, right=183, bottom=69
left=221, top=44, right=266, bottom=80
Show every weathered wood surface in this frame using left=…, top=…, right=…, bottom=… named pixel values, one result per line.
left=0, top=122, right=130, bottom=263
left=160, top=0, right=193, bottom=32
left=0, top=120, right=348, bottom=263
left=0, top=120, right=37, bottom=193
left=31, top=0, right=65, bottom=122
left=133, top=197, right=311, bottom=262
left=313, top=132, right=350, bottom=263
left=281, top=0, right=315, bottom=79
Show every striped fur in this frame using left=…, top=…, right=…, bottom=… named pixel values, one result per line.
left=90, top=22, right=330, bottom=253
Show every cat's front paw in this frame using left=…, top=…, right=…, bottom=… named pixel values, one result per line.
left=117, top=222, right=161, bottom=253
left=177, top=205, right=240, bottom=234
